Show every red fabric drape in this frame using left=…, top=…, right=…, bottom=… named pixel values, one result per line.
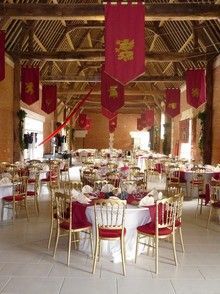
left=165, top=88, right=180, bottom=118
left=0, top=31, right=5, bottom=81
left=101, top=67, right=124, bottom=113
left=104, top=2, right=145, bottom=85
left=21, top=67, right=39, bottom=105
left=38, top=87, right=94, bottom=146
left=41, top=85, right=57, bottom=114
left=186, top=69, right=206, bottom=108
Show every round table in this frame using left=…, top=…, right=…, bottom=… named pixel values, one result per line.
left=79, top=204, right=151, bottom=263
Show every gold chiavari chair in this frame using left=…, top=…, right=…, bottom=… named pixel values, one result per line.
left=1, top=175, right=29, bottom=222
left=190, top=171, right=204, bottom=199
left=135, top=195, right=179, bottom=274
left=94, top=180, right=109, bottom=191
left=207, top=185, right=220, bottom=228
left=40, top=160, right=61, bottom=194
left=26, top=165, right=41, bottom=216
left=53, top=192, right=93, bottom=266
left=167, top=183, right=182, bottom=197
left=47, top=183, right=62, bottom=250
left=174, top=193, right=185, bottom=252
left=60, top=159, right=70, bottom=182
left=92, top=198, right=127, bottom=276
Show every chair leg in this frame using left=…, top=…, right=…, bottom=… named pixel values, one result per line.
left=172, top=233, right=178, bottom=266
left=207, top=206, right=212, bottom=229
left=53, top=226, right=60, bottom=258
left=92, top=239, right=99, bottom=274
left=135, top=233, right=139, bottom=263
left=90, top=231, right=94, bottom=258
left=1, top=202, right=4, bottom=222
left=120, top=236, right=126, bottom=276
left=200, top=199, right=203, bottom=215
left=179, top=227, right=185, bottom=253
left=98, top=240, right=101, bottom=262
left=48, top=216, right=54, bottom=250
left=25, top=200, right=29, bottom=222
left=155, top=237, right=159, bottom=274
left=34, top=197, right=39, bottom=216
left=67, top=231, right=72, bottom=266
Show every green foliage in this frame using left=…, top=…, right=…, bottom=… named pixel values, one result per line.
left=17, top=109, right=27, bottom=150
left=198, top=110, right=206, bottom=156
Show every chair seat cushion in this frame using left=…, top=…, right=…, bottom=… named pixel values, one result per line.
left=212, top=202, right=220, bottom=208
left=199, top=193, right=206, bottom=199
left=41, top=178, right=50, bottom=182
left=27, top=191, right=36, bottom=196
left=137, top=223, right=172, bottom=236
left=190, top=180, right=203, bottom=185
left=2, top=195, right=24, bottom=202
left=175, top=219, right=181, bottom=227
left=28, top=179, right=36, bottom=183
left=60, top=220, right=92, bottom=230
left=99, top=228, right=126, bottom=238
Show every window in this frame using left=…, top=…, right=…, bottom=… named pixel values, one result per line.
left=23, top=109, right=44, bottom=160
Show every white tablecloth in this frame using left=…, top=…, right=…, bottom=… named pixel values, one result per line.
left=79, top=204, right=151, bottom=263
left=0, top=184, right=13, bottom=221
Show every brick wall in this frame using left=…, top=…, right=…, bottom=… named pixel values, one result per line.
left=0, top=60, right=54, bottom=162
left=76, top=112, right=139, bottom=150
left=0, top=62, right=14, bottom=162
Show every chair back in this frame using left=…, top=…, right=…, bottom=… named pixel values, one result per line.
left=210, top=185, right=220, bottom=203
left=167, top=183, right=182, bottom=197
left=94, top=180, right=109, bottom=191
left=60, top=180, right=83, bottom=195
left=12, top=175, right=28, bottom=199
left=93, top=199, right=126, bottom=235
left=120, top=180, right=136, bottom=194
left=174, top=193, right=184, bottom=222
left=54, top=191, right=71, bottom=224
left=167, top=167, right=180, bottom=184
left=155, top=196, right=178, bottom=232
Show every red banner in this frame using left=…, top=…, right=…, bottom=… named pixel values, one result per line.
left=41, top=85, right=57, bottom=114
left=186, top=69, right=206, bottom=109
left=179, top=119, right=189, bottom=143
left=101, top=68, right=124, bottom=113
left=137, top=118, right=143, bottom=131
left=104, top=2, right=145, bottom=85
left=78, top=113, right=87, bottom=128
left=21, top=67, right=39, bottom=105
left=102, top=107, right=117, bottom=120
left=0, top=31, right=5, bottom=81
left=38, top=87, right=94, bottom=146
left=109, top=116, right=117, bottom=133
left=141, top=109, right=154, bottom=128
left=165, top=88, right=180, bottom=118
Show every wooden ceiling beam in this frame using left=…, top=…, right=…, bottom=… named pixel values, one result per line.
left=42, top=75, right=184, bottom=83
left=57, top=89, right=164, bottom=96
left=66, top=23, right=157, bottom=34
left=0, top=4, right=219, bottom=21
left=10, top=50, right=211, bottom=62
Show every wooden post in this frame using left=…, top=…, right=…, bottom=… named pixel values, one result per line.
left=13, top=60, right=21, bottom=162
left=203, top=60, right=214, bottom=164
